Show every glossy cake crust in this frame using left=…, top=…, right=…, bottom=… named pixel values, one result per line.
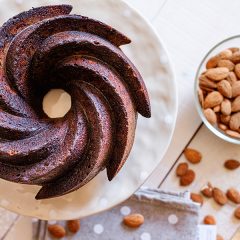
left=0, top=5, right=151, bottom=199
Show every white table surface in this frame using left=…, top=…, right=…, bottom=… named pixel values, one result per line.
left=1, top=0, right=240, bottom=239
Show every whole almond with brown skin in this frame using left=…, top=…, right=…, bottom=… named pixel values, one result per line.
left=204, top=91, right=224, bottom=109
left=206, top=55, right=220, bottom=69
left=176, top=162, right=189, bottom=177
left=184, top=148, right=202, bottom=164
left=199, top=75, right=217, bottom=89
left=224, top=159, right=240, bottom=170
left=216, top=234, right=224, bottom=240
left=231, top=51, right=240, bottom=63
left=123, top=214, right=144, bottom=228
left=234, top=206, right=240, bottom=219
left=217, top=80, right=232, bottom=98
left=225, top=129, right=240, bottom=138
left=229, top=112, right=240, bottom=130
left=213, top=105, right=221, bottom=112
left=204, top=108, right=217, bottom=125
left=219, top=49, right=232, bottom=60
left=201, top=186, right=213, bottom=198
left=191, top=193, right=204, bottom=206
left=229, top=47, right=239, bottom=53
left=203, top=215, right=216, bottom=225
left=218, top=123, right=228, bottom=131
left=226, top=188, right=240, bottom=204
left=67, top=220, right=80, bottom=233
left=180, top=169, right=195, bottom=186
left=217, top=59, right=235, bottom=71
left=232, top=96, right=240, bottom=112
left=213, top=188, right=227, bottom=206
left=227, top=71, right=238, bottom=85
left=220, top=114, right=231, bottom=124
left=205, top=67, right=229, bottom=81
left=48, top=225, right=66, bottom=239
left=198, top=89, right=204, bottom=107
left=220, top=99, right=231, bottom=116
left=235, top=63, right=240, bottom=79
left=232, top=81, right=240, bottom=97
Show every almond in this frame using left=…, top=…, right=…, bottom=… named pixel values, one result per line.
left=204, top=108, right=217, bottom=125
left=216, top=234, right=224, bottom=240
left=206, top=55, right=220, bottom=69
left=213, top=105, right=221, bottom=112
left=217, top=59, right=235, bottom=71
left=213, top=188, right=227, bottom=206
left=229, top=47, right=239, bottom=53
left=180, top=169, right=195, bottom=186
left=48, top=224, right=66, bottom=239
left=227, top=71, right=238, bottom=85
left=199, top=75, right=217, bottom=89
left=220, top=114, right=231, bottom=124
left=226, top=188, right=240, bottom=204
left=220, top=99, right=231, bottom=116
left=198, top=89, right=204, bottom=107
left=225, top=129, right=240, bottom=138
left=232, top=81, right=240, bottom=97
left=229, top=112, right=240, bottom=130
left=176, top=162, right=189, bottom=177
left=218, top=123, right=228, bottom=131
left=217, top=80, right=232, bottom=98
left=203, top=215, right=216, bottom=225
left=67, top=220, right=80, bottom=233
left=191, top=193, right=204, bottom=206
left=234, top=206, right=240, bottom=219
left=232, top=96, right=240, bottom=112
left=201, top=185, right=213, bottom=198
left=219, top=49, right=232, bottom=60
left=123, top=214, right=144, bottom=228
left=231, top=51, right=240, bottom=64
left=204, top=91, right=224, bottom=108
left=184, top=148, right=202, bottom=164
left=235, top=63, right=240, bottom=79
left=205, top=67, right=229, bottom=81
left=224, top=159, right=240, bottom=170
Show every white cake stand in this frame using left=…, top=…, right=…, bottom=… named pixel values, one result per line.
left=0, top=0, right=177, bottom=220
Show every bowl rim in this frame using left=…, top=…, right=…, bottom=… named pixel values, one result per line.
left=194, top=35, right=240, bottom=145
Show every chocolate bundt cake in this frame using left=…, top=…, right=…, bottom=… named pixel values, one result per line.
left=0, top=5, right=151, bottom=199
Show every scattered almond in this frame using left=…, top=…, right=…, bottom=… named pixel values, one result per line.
left=203, top=215, right=216, bottom=225
left=184, top=148, right=202, bottom=164
left=229, top=112, right=240, bottom=130
left=191, top=193, right=204, bottom=206
left=213, top=188, right=228, bottom=206
left=234, top=206, right=240, bottom=219
left=123, top=214, right=144, bottom=228
left=201, top=185, right=213, bottom=198
left=180, top=169, right=195, bottom=186
left=205, top=67, right=229, bottom=81
left=204, top=108, right=217, bottom=125
left=226, top=188, right=240, bottom=204
left=176, top=162, right=189, bottom=177
left=48, top=224, right=66, bottom=239
left=204, top=91, right=224, bottom=109
left=217, top=80, right=232, bottom=98
left=232, top=96, right=240, bottom=112
left=224, top=159, right=240, bottom=170
left=67, top=220, right=80, bottom=233
left=220, top=99, right=231, bottom=116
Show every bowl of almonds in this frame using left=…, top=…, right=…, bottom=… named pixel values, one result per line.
left=195, top=36, right=240, bottom=144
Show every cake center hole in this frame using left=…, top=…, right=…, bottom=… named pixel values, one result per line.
left=42, top=89, right=71, bottom=118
